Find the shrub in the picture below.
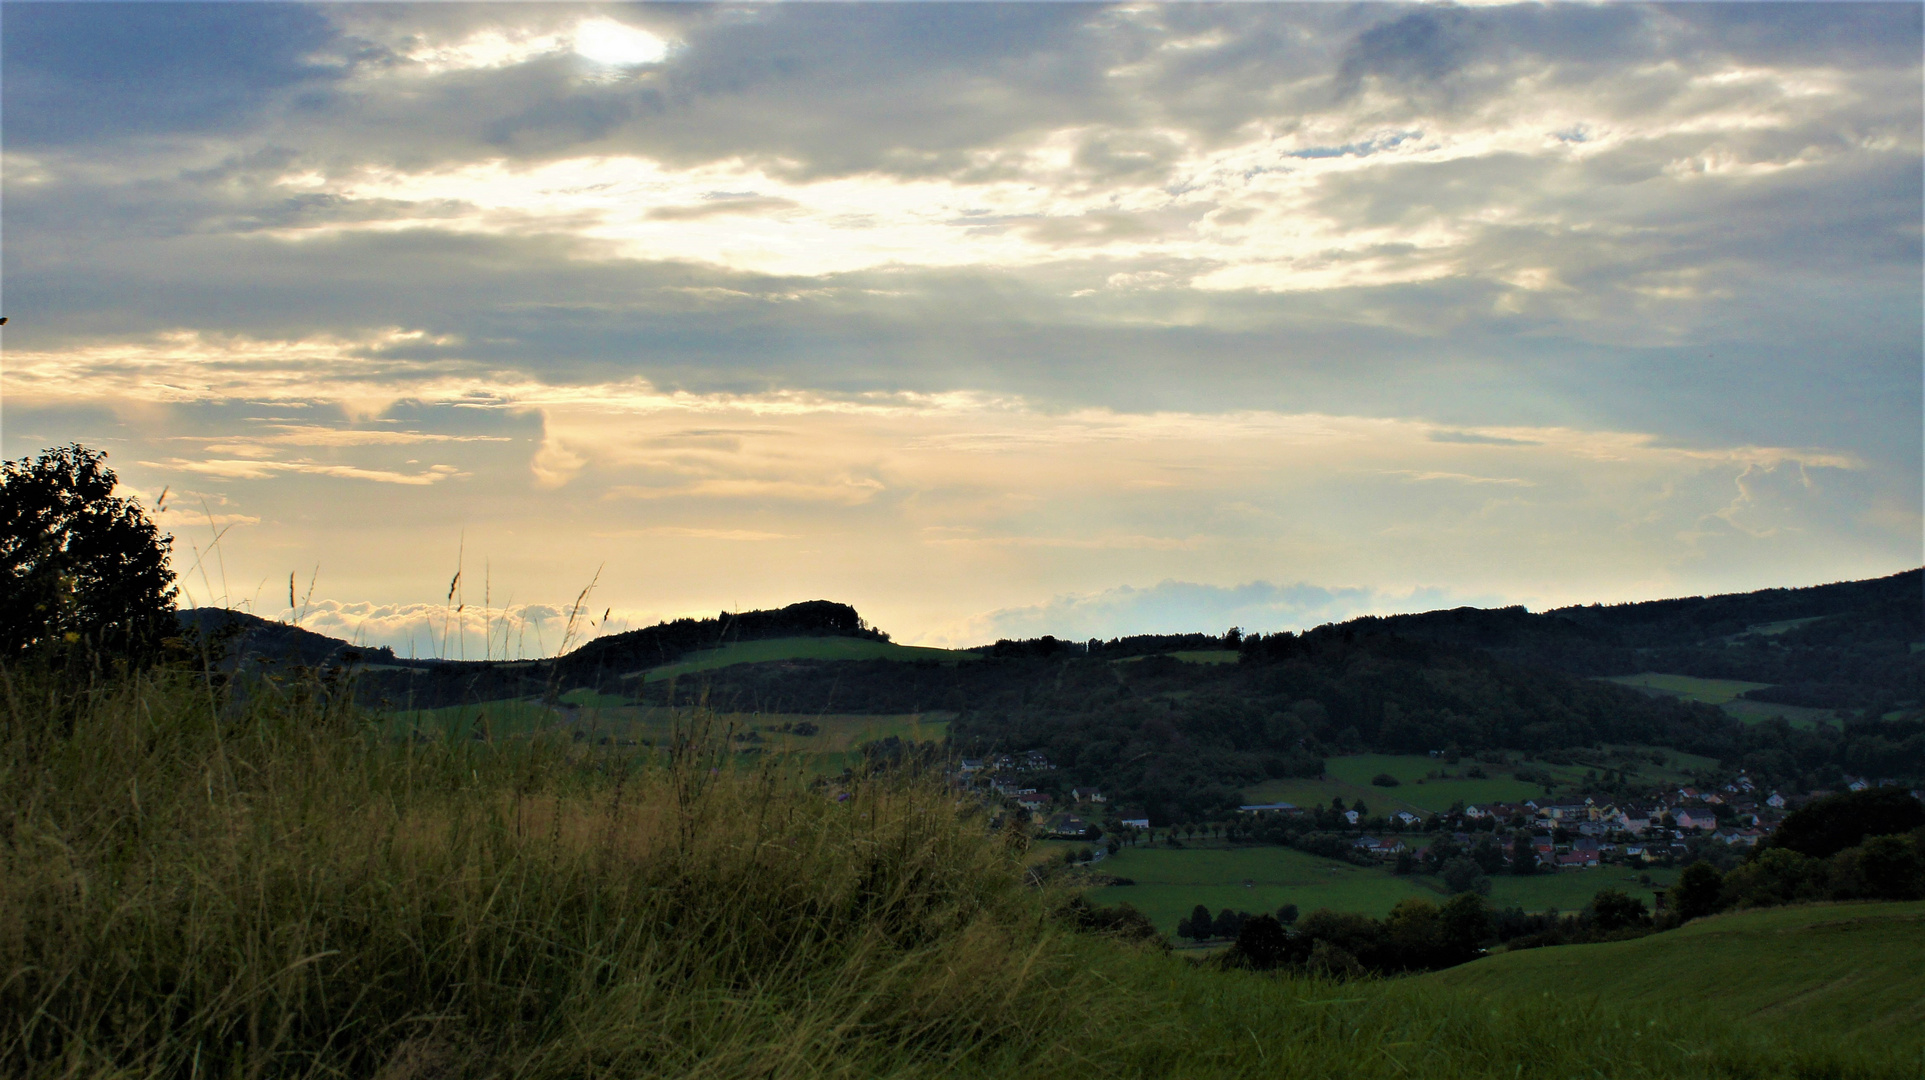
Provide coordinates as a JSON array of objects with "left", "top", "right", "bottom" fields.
[{"left": 1371, "top": 773, "right": 1400, "bottom": 787}]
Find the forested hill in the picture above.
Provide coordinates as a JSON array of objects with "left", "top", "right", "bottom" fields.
[
  {"left": 552, "top": 600, "right": 883, "bottom": 680},
  {"left": 185, "top": 601, "right": 882, "bottom": 708},
  {"left": 666, "top": 630, "right": 1751, "bottom": 820},
  {"left": 1340, "top": 568, "right": 1922, "bottom": 711}
]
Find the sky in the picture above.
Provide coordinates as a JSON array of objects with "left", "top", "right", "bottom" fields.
[{"left": 2, "top": 2, "right": 1919, "bottom": 654}]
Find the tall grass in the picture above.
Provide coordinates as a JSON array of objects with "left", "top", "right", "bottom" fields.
[
  {"left": 1, "top": 664, "right": 1909, "bottom": 1079},
  {"left": 0, "top": 665, "right": 1105, "bottom": 1078}
]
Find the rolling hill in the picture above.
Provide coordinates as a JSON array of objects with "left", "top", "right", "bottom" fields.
[{"left": 1424, "top": 901, "right": 1925, "bottom": 1057}]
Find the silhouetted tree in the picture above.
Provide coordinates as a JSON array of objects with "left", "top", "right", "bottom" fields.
[
  {"left": 0, "top": 445, "right": 176, "bottom": 661},
  {"left": 1184, "top": 904, "right": 1213, "bottom": 942}
]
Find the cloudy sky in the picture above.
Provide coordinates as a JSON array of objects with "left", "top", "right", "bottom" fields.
[{"left": 3, "top": 2, "right": 1918, "bottom": 653}]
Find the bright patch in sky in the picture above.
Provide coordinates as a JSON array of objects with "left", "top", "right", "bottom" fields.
[{"left": 571, "top": 18, "right": 668, "bottom": 67}]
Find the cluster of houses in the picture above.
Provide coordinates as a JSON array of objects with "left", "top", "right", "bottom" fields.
[
  {"left": 957, "top": 752, "right": 1114, "bottom": 837},
  {"left": 1244, "top": 773, "right": 1924, "bottom": 870},
  {"left": 958, "top": 750, "right": 1921, "bottom": 867}
]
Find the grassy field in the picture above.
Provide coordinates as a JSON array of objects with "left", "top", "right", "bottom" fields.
[
  {"left": 632, "top": 635, "right": 974, "bottom": 682},
  {"left": 1429, "top": 902, "right": 1925, "bottom": 1060},
  {"left": 379, "top": 695, "right": 951, "bottom": 776},
  {"left": 1484, "top": 865, "right": 1674, "bottom": 912},
  {"left": 1166, "top": 649, "right": 1240, "bottom": 664},
  {"left": 1601, "top": 672, "right": 1770, "bottom": 704},
  {"left": 1720, "top": 698, "right": 1839, "bottom": 729},
  {"left": 378, "top": 697, "right": 562, "bottom": 740},
  {"left": 1114, "top": 649, "right": 1241, "bottom": 665},
  {"left": 1601, "top": 671, "right": 1836, "bottom": 729},
  {"left": 1089, "top": 845, "right": 1676, "bottom": 931},
  {"left": 1090, "top": 845, "right": 1437, "bottom": 930},
  {"left": 1244, "top": 753, "right": 1568, "bottom": 816}
]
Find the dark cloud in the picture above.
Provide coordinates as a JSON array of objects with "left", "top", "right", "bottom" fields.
[{"left": 1, "top": 2, "right": 347, "bottom": 145}]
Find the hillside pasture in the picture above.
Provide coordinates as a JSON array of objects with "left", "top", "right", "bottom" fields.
[
  {"left": 1166, "top": 649, "right": 1241, "bottom": 664},
  {"left": 1245, "top": 753, "right": 1561, "bottom": 816},
  {"left": 628, "top": 636, "right": 975, "bottom": 683},
  {"left": 379, "top": 698, "right": 561, "bottom": 741},
  {"left": 1427, "top": 902, "right": 1925, "bottom": 1060},
  {"left": 1720, "top": 698, "right": 1837, "bottom": 730},
  {"left": 1087, "top": 845, "right": 1437, "bottom": 931},
  {"left": 1600, "top": 672, "right": 1835, "bottom": 730},
  {"left": 1601, "top": 672, "right": 1769, "bottom": 704},
  {"left": 566, "top": 707, "right": 952, "bottom": 773}
]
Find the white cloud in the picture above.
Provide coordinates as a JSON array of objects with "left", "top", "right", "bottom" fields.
[{"left": 935, "top": 580, "right": 1498, "bottom": 647}]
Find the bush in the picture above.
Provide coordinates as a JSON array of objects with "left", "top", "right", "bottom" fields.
[{"left": 1371, "top": 773, "right": 1400, "bottom": 787}]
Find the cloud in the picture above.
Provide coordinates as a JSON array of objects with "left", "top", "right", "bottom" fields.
[
  {"left": 266, "top": 597, "right": 647, "bottom": 659},
  {"left": 941, "top": 579, "right": 1500, "bottom": 646},
  {"left": 2, "top": 3, "right": 1917, "bottom": 643},
  {"left": 145, "top": 457, "right": 460, "bottom": 486}
]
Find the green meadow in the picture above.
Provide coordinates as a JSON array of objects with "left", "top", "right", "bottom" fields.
[
  {"left": 1601, "top": 671, "right": 1837, "bottom": 729},
  {"left": 1090, "top": 846, "right": 1435, "bottom": 929},
  {"left": 1603, "top": 672, "right": 1772, "bottom": 704},
  {"left": 1089, "top": 844, "right": 1678, "bottom": 932},
  {"left": 632, "top": 635, "right": 975, "bottom": 682},
  {"left": 1430, "top": 902, "right": 1925, "bottom": 1059},
  {"left": 1244, "top": 754, "right": 1560, "bottom": 816},
  {"left": 1166, "top": 649, "right": 1241, "bottom": 664},
  {"left": 1482, "top": 865, "right": 1675, "bottom": 912}
]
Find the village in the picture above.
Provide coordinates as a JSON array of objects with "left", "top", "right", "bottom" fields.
[{"left": 953, "top": 750, "right": 1923, "bottom": 876}]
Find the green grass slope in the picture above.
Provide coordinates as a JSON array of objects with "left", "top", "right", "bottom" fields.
[
  {"left": 1426, "top": 902, "right": 1925, "bottom": 1056},
  {"left": 1602, "top": 671, "right": 1838, "bottom": 729},
  {"left": 633, "top": 635, "right": 975, "bottom": 682}
]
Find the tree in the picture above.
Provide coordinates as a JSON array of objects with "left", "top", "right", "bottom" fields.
[
  {"left": 1510, "top": 831, "right": 1538, "bottom": 875},
  {"left": 1, "top": 445, "right": 177, "bottom": 660},
  {"left": 1437, "top": 892, "right": 1492, "bottom": 957},
  {"left": 1229, "top": 914, "right": 1292, "bottom": 970},
  {"left": 1830, "top": 835, "right": 1925, "bottom": 901},
  {"left": 1185, "top": 904, "right": 1213, "bottom": 942},
  {"left": 1211, "top": 908, "right": 1246, "bottom": 940},
  {"left": 1769, "top": 790, "right": 1925, "bottom": 860},
  {"left": 1587, "top": 889, "right": 1649, "bottom": 933},
  {"left": 1274, "top": 903, "right": 1299, "bottom": 925},
  {"left": 1669, "top": 861, "right": 1726, "bottom": 922},
  {"left": 1441, "top": 856, "right": 1491, "bottom": 896}
]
